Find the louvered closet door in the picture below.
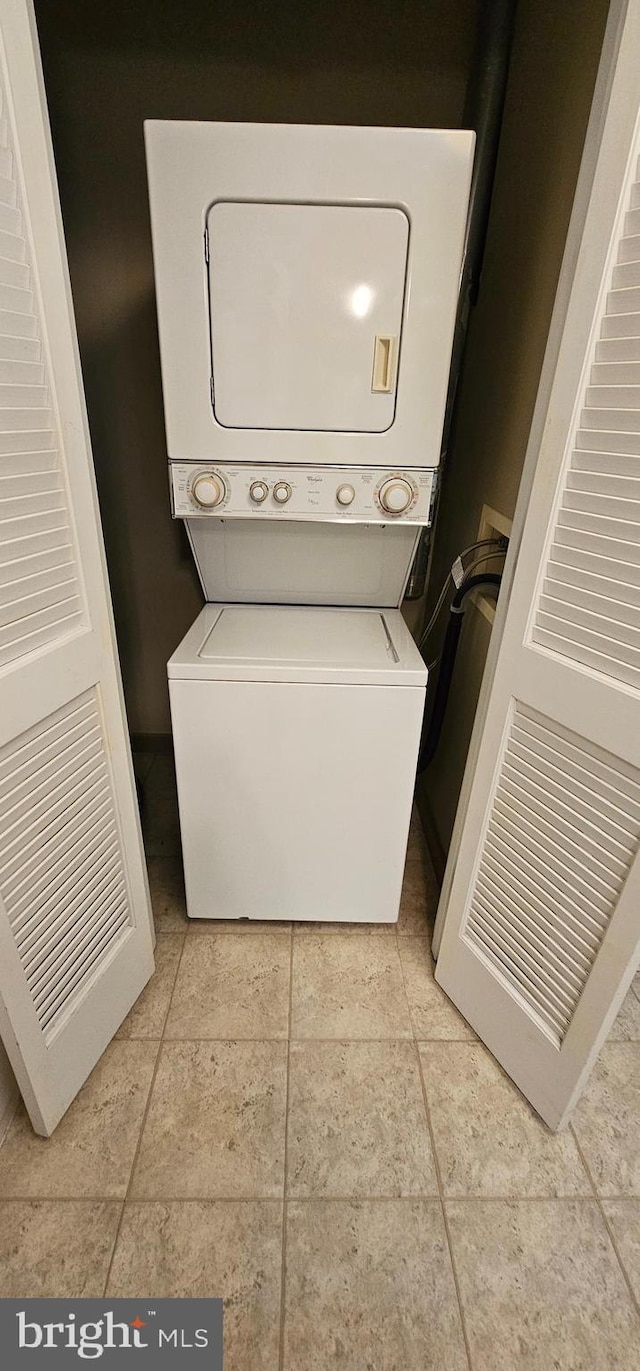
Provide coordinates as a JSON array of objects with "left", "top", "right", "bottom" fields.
[
  {"left": 0, "top": 0, "right": 154, "bottom": 1136},
  {"left": 435, "top": 1, "right": 640, "bottom": 1130}
]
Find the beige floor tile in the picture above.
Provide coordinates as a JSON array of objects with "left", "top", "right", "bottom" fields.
[
  {"left": 609, "top": 987, "right": 640, "bottom": 1041},
  {"left": 0, "top": 1200, "right": 121, "bottom": 1295},
  {"left": 572, "top": 1042, "right": 640, "bottom": 1196},
  {"left": 291, "top": 935, "right": 412, "bottom": 1039},
  {"left": 165, "top": 933, "right": 290, "bottom": 1039},
  {"left": 131, "top": 1041, "right": 287, "bottom": 1199},
  {"left": 287, "top": 1041, "right": 437, "bottom": 1198},
  {"left": 108, "top": 1200, "right": 282, "bottom": 1371},
  {"left": 603, "top": 1201, "right": 640, "bottom": 1304},
  {"left": 396, "top": 858, "right": 439, "bottom": 935},
  {"left": 398, "top": 937, "right": 476, "bottom": 1039},
  {"left": 117, "top": 934, "right": 184, "bottom": 1039},
  {"left": 147, "top": 856, "right": 188, "bottom": 931},
  {"left": 0, "top": 1041, "right": 158, "bottom": 1199},
  {"left": 419, "top": 1042, "right": 590, "bottom": 1197},
  {"left": 283, "top": 1198, "right": 467, "bottom": 1370},
  {"left": 447, "top": 1199, "right": 640, "bottom": 1371}
]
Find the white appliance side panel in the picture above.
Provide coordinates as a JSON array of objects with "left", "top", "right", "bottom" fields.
[
  {"left": 208, "top": 202, "right": 408, "bottom": 433},
  {"left": 170, "top": 678, "right": 425, "bottom": 922},
  {"left": 187, "top": 519, "right": 420, "bottom": 607}
]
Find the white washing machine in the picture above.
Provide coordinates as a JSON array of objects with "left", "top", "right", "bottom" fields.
[
  {"left": 169, "top": 604, "right": 426, "bottom": 923},
  {"left": 145, "top": 120, "right": 474, "bottom": 922}
]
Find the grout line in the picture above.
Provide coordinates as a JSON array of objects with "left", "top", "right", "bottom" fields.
[
  {"left": 411, "top": 1027, "right": 474, "bottom": 1371},
  {"left": 4, "top": 1190, "right": 638, "bottom": 1206},
  {"left": 100, "top": 1039, "right": 164, "bottom": 1297},
  {"left": 395, "top": 921, "right": 473, "bottom": 1367},
  {"left": 569, "top": 1122, "right": 640, "bottom": 1317},
  {"left": 118, "top": 1035, "right": 478, "bottom": 1046},
  {"left": 397, "top": 919, "right": 421, "bottom": 1041},
  {"left": 99, "top": 1200, "right": 125, "bottom": 1291},
  {"left": 116, "top": 932, "right": 187, "bottom": 1043},
  {"left": 102, "top": 933, "right": 191, "bottom": 1296},
  {"left": 157, "top": 930, "right": 188, "bottom": 1037},
  {"left": 159, "top": 930, "right": 190, "bottom": 1044},
  {"left": 278, "top": 935, "right": 295, "bottom": 1371},
  {"left": 155, "top": 1034, "right": 441, "bottom": 1045}
]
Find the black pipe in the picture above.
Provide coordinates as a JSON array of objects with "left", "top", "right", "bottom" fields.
[
  {"left": 406, "top": 0, "right": 518, "bottom": 603},
  {"left": 444, "top": 0, "right": 519, "bottom": 439},
  {"left": 417, "top": 574, "right": 502, "bottom": 771}
]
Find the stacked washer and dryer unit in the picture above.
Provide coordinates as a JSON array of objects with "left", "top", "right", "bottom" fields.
[{"left": 145, "top": 121, "right": 474, "bottom": 925}]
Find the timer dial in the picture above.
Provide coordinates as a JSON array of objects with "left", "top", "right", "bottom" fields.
[
  {"left": 378, "top": 477, "right": 413, "bottom": 515},
  {"left": 191, "top": 472, "right": 226, "bottom": 508}
]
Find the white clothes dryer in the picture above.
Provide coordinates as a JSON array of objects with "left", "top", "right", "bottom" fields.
[{"left": 169, "top": 604, "right": 426, "bottom": 923}]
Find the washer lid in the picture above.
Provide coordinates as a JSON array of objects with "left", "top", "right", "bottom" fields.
[{"left": 168, "top": 604, "right": 427, "bottom": 685}]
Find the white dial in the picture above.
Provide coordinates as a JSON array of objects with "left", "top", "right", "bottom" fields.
[
  {"left": 249, "top": 481, "right": 269, "bottom": 504},
  {"left": 336, "top": 483, "right": 355, "bottom": 507},
  {"left": 192, "top": 472, "right": 226, "bottom": 508},
  {"left": 378, "top": 477, "right": 413, "bottom": 514},
  {"left": 273, "top": 481, "right": 292, "bottom": 504}
]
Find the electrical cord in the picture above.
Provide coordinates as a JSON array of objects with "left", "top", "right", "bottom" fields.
[{"left": 417, "top": 572, "right": 502, "bottom": 772}]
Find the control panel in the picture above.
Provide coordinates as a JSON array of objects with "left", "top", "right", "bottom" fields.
[{"left": 171, "top": 464, "right": 435, "bottom": 524}]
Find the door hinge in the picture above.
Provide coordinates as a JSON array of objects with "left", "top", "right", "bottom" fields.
[
  {"left": 210, "top": 376, "right": 215, "bottom": 407},
  {"left": 204, "top": 226, "right": 210, "bottom": 263}
]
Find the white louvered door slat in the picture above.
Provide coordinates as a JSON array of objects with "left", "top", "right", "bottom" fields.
[
  {"left": 435, "top": 2, "right": 640, "bottom": 1129},
  {"left": 0, "top": 1, "right": 154, "bottom": 1137}
]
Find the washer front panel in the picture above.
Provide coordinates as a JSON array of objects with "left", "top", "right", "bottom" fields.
[{"left": 170, "top": 463, "right": 435, "bottom": 524}]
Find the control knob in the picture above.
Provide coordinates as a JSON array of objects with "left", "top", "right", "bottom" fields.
[
  {"left": 378, "top": 477, "right": 413, "bottom": 515},
  {"left": 191, "top": 472, "right": 226, "bottom": 508},
  {"left": 336, "top": 484, "right": 356, "bottom": 507},
  {"left": 249, "top": 480, "right": 269, "bottom": 504},
  {"left": 273, "top": 481, "right": 292, "bottom": 504}
]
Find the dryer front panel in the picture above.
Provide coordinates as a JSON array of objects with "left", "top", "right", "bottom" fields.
[
  {"left": 208, "top": 202, "right": 409, "bottom": 434},
  {"left": 145, "top": 121, "right": 474, "bottom": 470}
]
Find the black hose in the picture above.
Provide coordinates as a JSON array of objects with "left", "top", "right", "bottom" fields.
[{"left": 417, "top": 574, "right": 502, "bottom": 771}]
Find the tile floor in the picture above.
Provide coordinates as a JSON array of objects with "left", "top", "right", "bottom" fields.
[{"left": 0, "top": 750, "right": 639, "bottom": 1369}]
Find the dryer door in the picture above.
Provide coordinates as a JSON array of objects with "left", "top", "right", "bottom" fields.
[{"left": 207, "top": 201, "right": 409, "bottom": 433}]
